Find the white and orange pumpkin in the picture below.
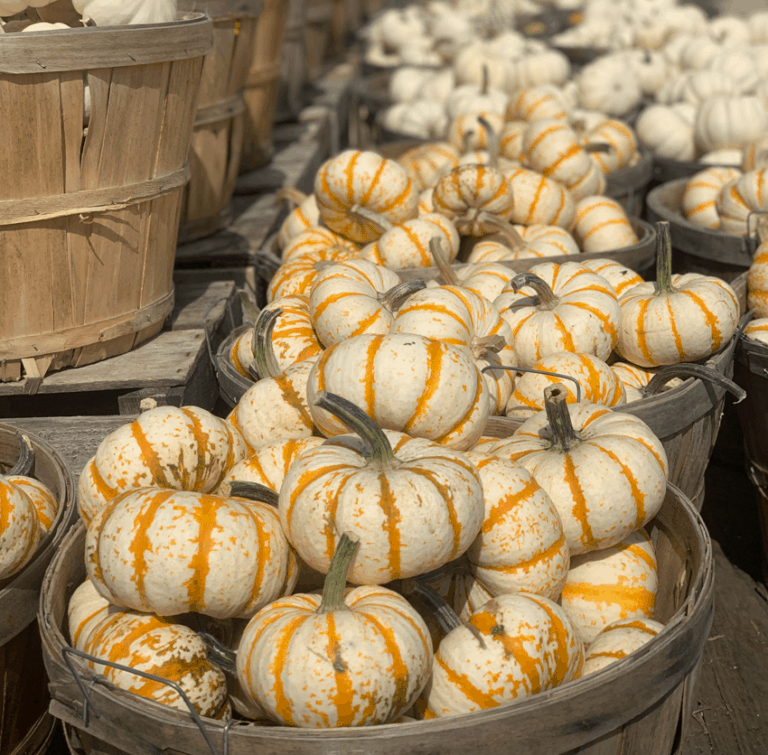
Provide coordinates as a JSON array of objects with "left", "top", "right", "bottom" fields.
[
  {"left": 572, "top": 197, "right": 639, "bottom": 254},
  {"left": 582, "top": 618, "right": 665, "bottom": 676}
]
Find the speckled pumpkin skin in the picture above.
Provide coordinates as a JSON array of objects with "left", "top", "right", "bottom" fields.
[{"left": 0, "top": 476, "right": 42, "bottom": 579}]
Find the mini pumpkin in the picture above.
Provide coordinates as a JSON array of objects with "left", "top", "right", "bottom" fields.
[
  {"left": 581, "top": 120, "right": 639, "bottom": 174},
  {"left": 748, "top": 232, "right": 768, "bottom": 317},
  {"left": 277, "top": 190, "right": 321, "bottom": 248},
  {"left": 682, "top": 167, "right": 742, "bottom": 230},
  {"left": 582, "top": 618, "right": 665, "bottom": 676},
  {"left": 468, "top": 224, "right": 580, "bottom": 262},
  {"left": 0, "top": 471, "right": 41, "bottom": 579},
  {"left": 503, "top": 166, "right": 576, "bottom": 228},
  {"left": 281, "top": 227, "right": 359, "bottom": 263},
  {"left": 581, "top": 258, "right": 643, "bottom": 298},
  {"left": 396, "top": 142, "right": 461, "bottom": 191},
  {"left": 572, "top": 196, "right": 639, "bottom": 254},
  {"left": 448, "top": 112, "right": 505, "bottom": 153},
  {"left": 267, "top": 246, "right": 360, "bottom": 303},
  {"left": 507, "top": 84, "right": 571, "bottom": 122}
]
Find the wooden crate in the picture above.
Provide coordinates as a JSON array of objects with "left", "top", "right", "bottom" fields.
[
  {"left": 0, "top": 278, "right": 241, "bottom": 418},
  {"left": 0, "top": 15, "right": 212, "bottom": 384}
]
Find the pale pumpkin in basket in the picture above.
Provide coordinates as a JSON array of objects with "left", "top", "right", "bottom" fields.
[
  {"left": 72, "top": 0, "right": 176, "bottom": 26},
  {"left": 581, "top": 258, "right": 643, "bottom": 298},
  {"left": 395, "top": 142, "right": 460, "bottom": 192},
  {"left": 748, "top": 235, "right": 768, "bottom": 317},
  {"left": 507, "top": 84, "right": 571, "bottom": 122},
  {"left": 743, "top": 318, "right": 768, "bottom": 345},
  {"left": 503, "top": 166, "right": 576, "bottom": 228},
  {"left": 279, "top": 393, "right": 484, "bottom": 583},
  {"left": 277, "top": 191, "right": 321, "bottom": 248},
  {"left": 267, "top": 245, "right": 359, "bottom": 302},
  {"left": 572, "top": 196, "right": 638, "bottom": 254},
  {"left": 281, "top": 226, "right": 358, "bottom": 263},
  {"left": 582, "top": 618, "right": 666, "bottom": 676},
  {"left": 467, "top": 225, "right": 580, "bottom": 262},
  {"left": 0, "top": 475, "right": 41, "bottom": 580},
  {"left": 681, "top": 167, "right": 742, "bottom": 230}
]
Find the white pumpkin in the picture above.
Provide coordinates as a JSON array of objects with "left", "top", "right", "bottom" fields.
[
  {"left": 577, "top": 56, "right": 643, "bottom": 118},
  {"left": 71, "top": 0, "right": 176, "bottom": 25},
  {"left": 582, "top": 618, "right": 665, "bottom": 676},
  {"left": 380, "top": 102, "right": 449, "bottom": 140},
  {"left": 695, "top": 96, "right": 768, "bottom": 154},
  {"left": 635, "top": 103, "right": 696, "bottom": 161}
]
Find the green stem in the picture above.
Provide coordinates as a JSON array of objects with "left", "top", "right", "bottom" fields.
[
  {"left": 544, "top": 384, "right": 580, "bottom": 452},
  {"left": 379, "top": 280, "right": 427, "bottom": 312},
  {"left": 510, "top": 273, "right": 560, "bottom": 309},
  {"left": 9, "top": 432, "right": 34, "bottom": 476},
  {"left": 318, "top": 532, "right": 360, "bottom": 613},
  {"left": 654, "top": 221, "right": 676, "bottom": 295},
  {"left": 643, "top": 363, "right": 746, "bottom": 402},
  {"left": 252, "top": 307, "right": 283, "bottom": 379},
  {"left": 226, "top": 481, "right": 280, "bottom": 507},
  {"left": 429, "top": 237, "right": 461, "bottom": 286},
  {"left": 313, "top": 391, "right": 399, "bottom": 470}
]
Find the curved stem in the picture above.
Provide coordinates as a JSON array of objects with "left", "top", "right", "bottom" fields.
[
  {"left": 322, "top": 435, "right": 371, "bottom": 455},
  {"left": 429, "top": 237, "right": 461, "bottom": 286},
  {"left": 9, "top": 432, "right": 34, "bottom": 476},
  {"left": 226, "top": 481, "right": 280, "bottom": 507},
  {"left": 654, "top": 221, "right": 676, "bottom": 295},
  {"left": 510, "top": 273, "right": 560, "bottom": 309},
  {"left": 477, "top": 115, "right": 499, "bottom": 169},
  {"left": 252, "top": 307, "right": 283, "bottom": 379},
  {"left": 277, "top": 187, "right": 308, "bottom": 208},
  {"left": 313, "top": 391, "right": 399, "bottom": 470},
  {"left": 318, "top": 532, "right": 360, "bottom": 613},
  {"left": 544, "top": 384, "right": 580, "bottom": 452},
  {"left": 478, "top": 213, "right": 525, "bottom": 250},
  {"left": 463, "top": 129, "right": 477, "bottom": 154},
  {"left": 643, "top": 363, "right": 746, "bottom": 403},
  {"left": 378, "top": 280, "right": 427, "bottom": 312},
  {"left": 349, "top": 204, "right": 394, "bottom": 235},
  {"left": 481, "top": 365, "right": 582, "bottom": 403}
]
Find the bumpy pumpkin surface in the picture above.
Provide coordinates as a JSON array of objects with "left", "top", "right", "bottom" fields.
[
  {"left": 86, "top": 487, "right": 297, "bottom": 619},
  {"left": 277, "top": 193, "right": 321, "bottom": 248},
  {"left": 5, "top": 475, "right": 58, "bottom": 534},
  {"left": 582, "top": 617, "right": 665, "bottom": 676},
  {"left": 681, "top": 167, "right": 741, "bottom": 230},
  {"left": 281, "top": 227, "right": 359, "bottom": 264},
  {"left": 68, "top": 578, "right": 113, "bottom": 652},
  {"left": 572, "top": 196, "right": 638, "bottom": 254},
  {"left": 503, "top": 167, "right": 576, "bottom": 228},
  {"left": 77, "top": 406, "right": 248, "bottom": 526},
  {"left": 267, "top": 247, "right": 360, "bottom": 303},
  {"left": 582, "top": 258, "right": 643, "bottom": 298},
  {"left": 396, "top": 142, "right": 460, "bottom": 191}
]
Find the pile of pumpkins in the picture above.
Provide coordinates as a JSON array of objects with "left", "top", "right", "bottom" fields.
[
  {"left": 0, "top": 0, "right": 177, "bottom": 28},
  {"left": 63, "top": 140, "right": 743, "bottom": 728},
  {"left": 746, "top": 222, "right": 768, "bottom": 344}
]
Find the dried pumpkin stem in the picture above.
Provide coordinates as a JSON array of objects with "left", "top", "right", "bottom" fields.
[
  {"left": 544, "top": 384, "right": 579, "bottom": 452},
  {"left": 478, "top": 213, "right": 525, "bottom": 250},
  {"left": 471, "top": 334, "right": 507, "bottom": 359},
  {"left": 349, "top": 204, "right": 394, "bottom": 234},
  {"left": 314, "top": 391, "right": 400, "bottom": 470},
  {"left": 277, "top": 187, "right": 308, "bottom": 208},
  {"left": 584, "top": 142, "right": 612, "bottom": 154},
  {"left": 9, "top": 432, "right": 34, "bottom": 476},
  {"left": 318, "top": 532, "right": 361, "bottom": 613},
  {"left": 379, "top": 280, "right": 427, "bottom": 311},
  {"left": 481, "top": 365, "right": 583, "bottom": 403},
  {"left": 481, "top": 64, "right": 489, "bottom": 96},
  {"left": 429, "top": 237, "right": 461, "bottom": 286},
  {"left": 226, "top": 481, "right": 280, "bottom": 507},
  {"left": 643, "top": 363, "right": 746, "bottom": 403},
  {"left": 477, "top": 115, "right": 500, "bottom": 168},
  {"left": 654, "top": 221, "right": 677, "bottom": 295},
  {"left": 196, "top": 632, "right": 238, "bottom": 675},
  {"left": 510, "top": 273, "right": 559, "bottom": 309},
  {"left": 252, "top": 307, "right": 283, "bottom": 379}
]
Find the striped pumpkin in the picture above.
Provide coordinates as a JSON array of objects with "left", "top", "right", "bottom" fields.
[
  {"left": 495, "top": 262, "right": 621, "bottom": 368},
  {"left": 491, "top": 385, "right": 668, "bottom": 555},
  {"left": 507, "top": 85, "right": 571, "bottom": 122},
  {"left": 278, "top": 192, "right": 320, "bottom": 248},
  {"left": 86, "top": 486, "right": 298, "bottom": 619},
  {"left": 314, "top": 150, "right": 419, "bottom": 243},
  {"left": 280, "top": 393, "right": 484, "bottom": 583},
  {"left": 230, "top": 295, "right": 322, "bottom": 379},
  {"left": 82, "top": 610, "right": 229, "bottom": 717},
  {"left": 419, "top": 188, "right": 435, "bottom": 214},
  {"left": 360, "top": 213, "right": 460, "bottom": 270},
  {"left": 68, "top": 578, "right": 113, "bottom": 652},
  {"left": 716, "top": 168, "right": 768, "bottom": 235},
  {"left": 610, "top": 363, "right": 684, "bottom": 403},
  {"left": 617, "top": 223, "right": 740, "bottom": 367},
  {"left": 454, "top": 262, "right": 517, "bottom": 302},
  {"left": 393, "top": 287, "right": 516, "bottom": 414},
  {"left": 682, "top": 167, "right": 742, "bottom": 230},
  {"left": 419, "top": 592, "right": 583, "bottom": 719},
  {"left": 572, "top": 196, "right": 639, "bottom": 254},
  {"left": 505, "top": 352, "right": 626, "bottom": 419},
  {"left": 448, "top": 112, "right": 505, "bottom": 152},
  {"left": 467, "top": 224, "right": 579, "bottom": 262},
  {"left": 523, "top": 119, "right": 606, "bottom": 201},
  {"left": 464, "top": 453, "right": 570, "bottom": 600},
  {"left": 267, "top": 247, "right": 360, "bottom": 303},
  {"left": 499, "top": 121, "right": 528, "bottom": 162},
  {"left": 307, "top": 334, "right": 491, "bottom": 450},
  {"left": 4, "top": 475, "right": 58, "bottom": 534},
  {"left": 309, "top": 259, "right": 405, "bottom": 347},
  {"left": 743, "top": 317, "right": 768, "bottom": 345},
  {"left": 741, "top": 138, "right": 768, "bottom": 172},
  {"left": 0, "top": 475, "right": 42, "bottom": 579},
  {"left": 582, "top": 258, "right": 643, "bottom": 298},
  {"left": 282, "top": 227, "right": 359, "bottom": 263},
  {"left": 396, "top": 142, "right": 461, "bottom": 192},
  {"left": 581, "top": 120, "right": 638, "bottom": 174},
  {"left": 78, "top": 406, "right": 248, "bottom": 526},
  {"left": 582, "top": 618, "right": 665, "bottom": 676},
  {"left": 559, "top": 529, "right": 658, "bottom": 644},
  {"left": 216, "top": 437, "right": 326, "bottom": 497},
  {"left": 432, "top": 164, "right": 515, "bottom": 236},
  {"left": 419, "top": 562, "right": 494, "bottom": 623},
  {"left": 748, "top": 239, "right": 768, "bottom": 317},
  {"left": 236, "top": 535, "right": 433, "bottom": 727},
  {"left": 503, "top": 167, "right": 576, "bottom": 228}
]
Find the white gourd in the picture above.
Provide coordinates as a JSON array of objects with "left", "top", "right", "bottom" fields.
[{"left": 72, "top": 0, "right": 176, "bottom": 25}]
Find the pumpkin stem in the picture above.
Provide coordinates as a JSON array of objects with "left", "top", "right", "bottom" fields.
[
  {"left": 755, "top": 213, "right": 768, "bottom": 245},
  {"left": 226, "top": 481, "right": 280, "bottom": 507},
  {"left": 478, "top": 213, "right": 525, "bottom": 250},
  {"left": 313, "top": 391, "right": 400, "bottom": 470},
  {"left": 471, "top": 334, "right": 507, "bottom": 359},
  {"left": 477, "top": 116, "right": 500, "bottom": 169},
  {"left": 139, "top": 398, "right": 158, "bottom": 413},
  {"left": 197, "top": 632, "right": 238, "bottom": 675},
  {"left": 584, "top": 142, "right": 612, "bottom": 154},
  {"left": 9, "top": 432, "right": 34, "bottom": 476},
  {"left": 252, "top": 307, "right": 283, "bottom": 379},
  {"left": 317, "top": 532, "right": 360, "bottom": 613},
  {"left": 643, "top": 363, "right": 746, "bottom": 403},
  {"left": 544, "top": 383, "right": 580, "bottom": 452},
  {"left": 462, "top": 129, "right": 477, "bottom": 154},
  {"left": 654, "top": 221, "right": 677, "bottom": 295},
  {"left": 277, "top": 187, "right": 308, "bottom": 208},
  {"left": 430, "top": 237, "right": 462, "bottom": 286},
  {"left": 378, "top": 280, "right": 427, "bottom": 312},
  {"left": 481, "top": 365, "right": 583, "bottom": 403},
  {"left": 509, "top": 273, "right": 560, "bottom": 309},
  {"left": 349, "top": 204, "right": 394, "bottom": 235}
]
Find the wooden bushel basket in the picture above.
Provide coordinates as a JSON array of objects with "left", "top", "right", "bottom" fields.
[
  {"left": 1, "top": 425, "right": 75, "bottom": 755},
  {"left": 240, "top": 0, "right": 289, "bottom": 171},
  {"left": 0, "top": 16, "right": 212, "bottom": 384},
  {"left": 178, "top": 0, "right": 263, "bottom": 242},
  {"left": 40, "top": 483, "right": 713, "bottom": 755}
]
